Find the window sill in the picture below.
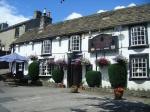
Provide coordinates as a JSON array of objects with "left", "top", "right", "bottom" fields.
[
  {"left": 71, "top": 50, "right": 81, "bottom": 52},
  {"left": 129, "top": 77, "right": 150, "bottom": 81},
  {"left": 41, "top": 53, "right": 52, "bottom": 56},
  {"left": 39, "top": 75, "right": 52, "bottom": 78},
  {"left": 128, "top": 45, "right": 149, "bottom": 50}
]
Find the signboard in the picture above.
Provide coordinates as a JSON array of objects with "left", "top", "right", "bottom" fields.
[{"left": 88, "top": 34, "right": 118, "bottom": 52}]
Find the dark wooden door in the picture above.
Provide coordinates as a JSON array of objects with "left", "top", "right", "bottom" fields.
[
  {"left": 67, "top": 64, "right": 82, "bottom": 87},
  {"left": 16, "top": 62, "right": 24, "bottom": 79}
]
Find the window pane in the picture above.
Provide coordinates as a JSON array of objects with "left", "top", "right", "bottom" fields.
[
  {"left": 131, "top": 55, "right": 148, "bottom": 78},
  {"left": 70, "top": 35, "right": 80, "bottom": 51},
  {"left": 131, "top": 26, "right": 146, "bottom": 46},
  {"left": 42, "top": 40, "right": 51, "bottom": 54}
]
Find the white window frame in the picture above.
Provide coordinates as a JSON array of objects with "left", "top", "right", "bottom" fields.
[
  {"left": 70, "top": 35, "right": 81, "bottom": 51},
  {"left": 42, "top": 40, "right": 51, "bottom": 55},
  {"left": 130, "top": 54, "right": 149, "bottom": 79},
  {"left": 39, "top": 59, "right": 53, "bottom": 76},
  {"left": 130, "top": 26, "right": 147, "bottom": 46}
]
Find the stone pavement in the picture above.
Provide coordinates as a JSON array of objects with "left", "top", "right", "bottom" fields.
[{"left": 0, "top": 81, "right": 150, "bottom": 112}]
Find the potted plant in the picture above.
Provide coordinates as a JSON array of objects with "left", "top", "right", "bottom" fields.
[
  {"left": 108, "top": 63, "right": 127, "bottom": 100},
  {"left": 70, "top": 85, "right": 78, "bottom": 93},
  {"left": 28, "top": 61, "right": 39, "bottom": 84},
  {"left": 114, "top": 87, "right": 124, "bottom": 99},
  {"left": 51, "top": 69, "right": 64, "bottom": 83},
  {"left": 85, "top": 71, "right": 101, "bottom": 87},
  {"left": 96, "top": 58, "right": 110, "bottom": 68}
]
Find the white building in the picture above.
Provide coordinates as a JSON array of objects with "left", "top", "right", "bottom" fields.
[{"left": 12, "top": 4, "right": 150, "bottom": 90}]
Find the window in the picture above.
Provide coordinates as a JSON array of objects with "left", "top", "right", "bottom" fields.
[
  {"left": 39, "top": 59, "right": 54, "bottom": 76},
  {"left": 18, "top": 63, "right": 23, "bottom": 71},
  {"left": 130, "top": 54, "right": 149, "bottom": 79},
  {"left": 70, "top": 35, "right": 81, "bottom": 51},
  {"left": 15, "top": 27, "right": 19, "bottom": 37},
  {"left": 130, "top": 25, "right": 148, "bottom": 47},
  {"left": 42, "top": 40, "right": 51, "bottom": 55}
]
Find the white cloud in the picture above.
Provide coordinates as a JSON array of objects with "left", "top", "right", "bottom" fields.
[
  {"left": 114, "top": 5, "right": 125, "bottom": 10},
  {"left": 128, "top": 3, "right": 136, "bottom": 7},
  {"left": 97, "top": 10, "right": 107, "bottom": 13},
  {"left": 0, "top": 0, "right": 29, "bottom": 26},
  {"left": 65, "top": 12, "right": 82, "bottom": 20}
]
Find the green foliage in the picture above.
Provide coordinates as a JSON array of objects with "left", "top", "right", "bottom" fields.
[
  {"left": 85, "top": 71, "right": 101, "bottom": 87},
  {"left": 28, "top": 61, "right": 39, "bottom": 81},
  {"left": 108, "top": 63, "right": 127, "bottom": 88},
  {"left": 52, "top": 69, "right": 64, "bottom": 83}
]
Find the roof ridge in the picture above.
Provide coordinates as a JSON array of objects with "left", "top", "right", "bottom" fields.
[{"left": 47, "top": 3, "right": 150, "bottom": 27}]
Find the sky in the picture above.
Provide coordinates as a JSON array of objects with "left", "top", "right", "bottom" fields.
[{"left": 0, "top": 0, "right": 149, "bottom": 26}]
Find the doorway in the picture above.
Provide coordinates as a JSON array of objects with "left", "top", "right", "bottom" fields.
[{"left": 16, "top": 62, "right": 24, "bottom": 79}]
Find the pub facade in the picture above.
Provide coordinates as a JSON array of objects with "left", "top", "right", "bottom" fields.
[{"left": 12, "top": 4, "right": 150, "bottom": 90}]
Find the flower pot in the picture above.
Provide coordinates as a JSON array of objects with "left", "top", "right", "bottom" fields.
[
  {"left": 70, "top": 86, "right": 78, "bottom": 93},
  {"left": 114, "top": 87, "right": 124, "bottom": 100}
]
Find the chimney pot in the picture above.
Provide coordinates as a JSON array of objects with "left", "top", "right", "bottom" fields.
[
  {"left": 47, "top": 12, "right": 51, "bottom": 18},
  {"left": 34, "top": 10, "right": 42, "bottom": 19},
  {"left": 43, "top": 8, "right": 47, "bottom": 16}
]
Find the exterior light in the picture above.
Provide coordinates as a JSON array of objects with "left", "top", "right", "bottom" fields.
[{"left": 56, "top": 36, "right": 61, "bottom": 40}]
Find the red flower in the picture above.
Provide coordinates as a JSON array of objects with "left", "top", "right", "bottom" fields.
[{"left": 96, "top": 58, "right": 110, "bottom": 67}]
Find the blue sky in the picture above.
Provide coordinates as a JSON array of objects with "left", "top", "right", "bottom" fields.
[{"left": 0, "top": 0, "right": 149, "bottom": 25}]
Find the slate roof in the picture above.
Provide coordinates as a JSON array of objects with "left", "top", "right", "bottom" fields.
[{"left": 14, "top": 4, "right": 150, "bottom": 44}]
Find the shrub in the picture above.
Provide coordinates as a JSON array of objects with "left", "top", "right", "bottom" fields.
[
  {"left": 52, "top": 69, "right": 64, "bottom": 83},
  {"left": 108, "top": 63, "right": 127, "bottom": 88},
  {"left": 85, "top": 71, "right": 101, "bottom": 87},
  {"left": 28, "top": 61, "right": 39, "bottom": 81}
]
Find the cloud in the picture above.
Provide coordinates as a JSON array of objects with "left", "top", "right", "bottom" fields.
[
  {"left": 114, "top": 5, "right": 125, "bottom": 10},
  {"left": 114, "top": 3, "right": 136, "bottom": 10},
  {"left": 65, "top": 12, "right": 82, "bottom": 20},
  {"left": 97, "top": 10, "right": 107, "bottom": 13},
  {"left": 128, "top": 3, "right": 136, "bottom": 7},
  {"left": 0, "top": 0, "right": 29, "bottom": 26}
]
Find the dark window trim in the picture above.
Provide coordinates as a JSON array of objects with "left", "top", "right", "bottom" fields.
[
  {"left": 129, "top": 53, "right": 149, "bottom": 81},
  {"left": 128, "top": 23, "right": 149, "bottom": 49}
]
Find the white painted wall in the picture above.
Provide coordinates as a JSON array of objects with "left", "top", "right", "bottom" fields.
[{"left": 13, "top": 23, "right": 150, "bottom": 90}]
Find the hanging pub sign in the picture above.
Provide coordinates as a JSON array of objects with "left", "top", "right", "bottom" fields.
[{"left": 88, "top": 34, "right": 118, "bottom": 52}]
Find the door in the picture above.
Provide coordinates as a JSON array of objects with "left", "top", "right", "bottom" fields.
[
  {"left": 67, "top": 54, "right": 82, "bottom": 87},
  {"left": 16, "top": 62, "right": 24, "bottom": 79}
]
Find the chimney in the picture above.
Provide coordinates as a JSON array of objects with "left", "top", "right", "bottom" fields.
[
  {"left": 0, "top": 23, "right": 8, "bottom": 30},
  {"left": 39, "top": 8, "right": 52, "bottom": 32},
  {"left": 33, "top": 10, "right": 42, "bottom": 19}
]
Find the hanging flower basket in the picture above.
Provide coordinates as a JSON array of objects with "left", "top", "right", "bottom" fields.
[
  {"left": 113, "top": 55, "right": 128, "bottom": 64},
  {"left": 81, "top": 58, "right": 91, "bottom": 65},
  {"left": 55, "top": 59, "right": 68, "bottom": 69},
  {"left": 48, "top": 59, "right": 55, "bottom": 65},
  {"left": 29, "top": 55, "right": 38, "bottom": 60},
  {"left": 74, "top": 59, "right": 81, "bottom": 66},
  {"left": 114, "top": 87, "right": 124, "bottom": 100},
  {"left": 96, "top": 58, "right": 110, "bottom": 68}
]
